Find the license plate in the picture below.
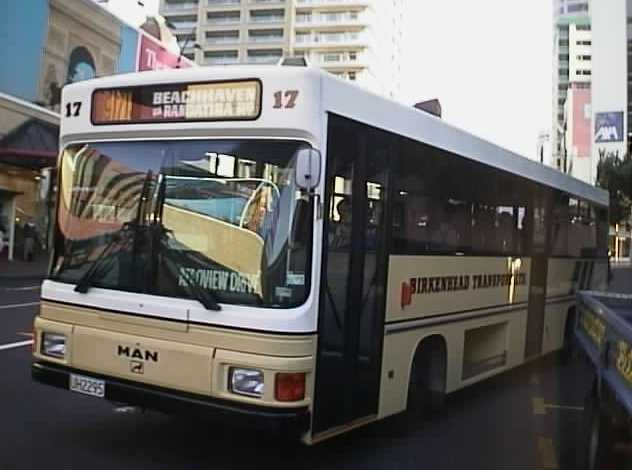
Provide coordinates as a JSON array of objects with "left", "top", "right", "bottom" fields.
[{"left": 69, "top": 374, "right": 105, "bottom": 398}]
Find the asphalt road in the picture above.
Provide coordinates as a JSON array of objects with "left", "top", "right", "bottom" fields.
[{"left": 0, "top": 266, "right": 630, "bottom": 470}]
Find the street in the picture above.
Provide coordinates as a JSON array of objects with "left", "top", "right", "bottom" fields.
[{"left": 0, "top": 265, "right": 630, "bottom": 470}]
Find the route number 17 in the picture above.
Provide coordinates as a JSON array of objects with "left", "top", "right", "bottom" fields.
[
  {"left": 65, "top": 101, "right": 82, "bottom": 117},
  {"left": 273, "top": 90, "right": 299, "bottom": 109}
]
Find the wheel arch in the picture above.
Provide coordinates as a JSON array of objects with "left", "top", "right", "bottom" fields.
[{"left": 408, "top": 333, "right": 449, "bottom": 396}]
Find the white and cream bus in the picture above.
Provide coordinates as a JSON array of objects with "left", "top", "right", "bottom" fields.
[{"left": 32, "top": 64, "right": 609, "bottom": 444}]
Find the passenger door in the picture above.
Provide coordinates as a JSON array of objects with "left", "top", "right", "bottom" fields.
[
  {"left": 312, "top": 115, "right": 389, "bottom": 434},
  {"left": 525, "top": 189, "right": 550, "bottom": 358}
]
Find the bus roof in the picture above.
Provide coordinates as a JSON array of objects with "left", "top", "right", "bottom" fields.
[{"left": 63, "top": 65, "right": 608, "bottom": 207}]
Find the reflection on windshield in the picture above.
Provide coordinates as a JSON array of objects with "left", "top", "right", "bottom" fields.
[{"left": 51, "top": 140, "right": 313, "bottom": 309}]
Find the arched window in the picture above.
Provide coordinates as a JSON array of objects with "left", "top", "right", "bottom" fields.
[{"left": 66, "top": 47, "right": 96, "bottom": 84}]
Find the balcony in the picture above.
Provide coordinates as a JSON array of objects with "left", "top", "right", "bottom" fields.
[
  {"left": 312, "top": 51, "right": 364, "bottom": 67},
  {"left": 205, "top": 31, "right": 240, "bottom": 44},
  {"left": 249, "top": 9, "right": 285, "bottom": 23},
  {"left": 247, "top": 55, "right": 282, "bottom": 63},
  {"left": 294, "top": 12, "right": 365, "bottom": 28},
  {"left": 207, "top": 12, "right": 241, "bottom": 24},
  {"left": 247, "top": 49, "right": 283, "bottom": 63},
  {"left": 204, "top": 51, "right": 239, "bottom": 64},
  {"left": 248, "top": 29, "right": 284, "bottom": 43},
  {"left": 175, "top": 33, "right": 197, "bottom": 44},
  {"left": 206, "top": 57, "right": 240, "bottom": 65},
  {"left": 162, "top": 1, "right": 198, "bottom": 13},
  {"left": 208, "top": 0, "right": 240, "bottom": 5},
  {"left": 167, "top": 19, "right": 198, "bottom": 34},
  {"left": 295, "top": 0, "right": 369, "bottom": 6},
  {"left": 294, "top": 32, "right": 367, "bottom": 47}
]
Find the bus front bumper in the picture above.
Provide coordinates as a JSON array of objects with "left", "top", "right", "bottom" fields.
[{"left": 32, "top": 361, "right": 310, "bottom": 437}]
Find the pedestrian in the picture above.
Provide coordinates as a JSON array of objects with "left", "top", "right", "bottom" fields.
[
  {"left": 23, "top": 222, "right": 36, "bottom": 262},
  {"left": 0, "top": 223, "right": 5, "bottom": 256}
]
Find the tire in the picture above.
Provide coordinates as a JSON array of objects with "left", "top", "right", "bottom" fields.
[
  {"left": 562, "top": 311, "right": 578, "bottom": 363},
  {"left": 584, "top": 386, "right": 615, "bottom": 470},
  {"left": 407, "top": 355, "right": 445, "bottom": 419}
]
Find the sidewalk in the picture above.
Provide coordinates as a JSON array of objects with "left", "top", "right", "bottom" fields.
[{"left": 0, "top": 255, "right": 49, "bottom": 285}]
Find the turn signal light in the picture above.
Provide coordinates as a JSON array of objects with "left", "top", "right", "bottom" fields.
[{"left": 275, "top": 372, "right": 305, "bottom": 402}]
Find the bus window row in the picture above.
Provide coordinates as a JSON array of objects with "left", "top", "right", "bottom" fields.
[{"left": 326, "top": 114, "right": 608, "bottom": 259}]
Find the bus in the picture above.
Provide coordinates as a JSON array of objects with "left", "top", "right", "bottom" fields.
[{"left": 32, "top": 64, "right": 609, "bottom": 444}]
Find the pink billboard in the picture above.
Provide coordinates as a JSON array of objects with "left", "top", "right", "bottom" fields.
[
  {"left": 570, "top": 86, "right": 591, "bottom": 158},
  {"left": 137, "top": 33, "right": 193, "bottom": 72}
]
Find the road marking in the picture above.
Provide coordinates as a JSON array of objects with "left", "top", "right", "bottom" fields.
[
  {"left": 533, "top": 397, "right": 584, "bottom": 415},
  {"left": 0, "top": 340, "right": 34, "bottom": 351},
  {"left": 17, "top": 332, "right": 34, "bottom": 338},
  {"left": 114, "top": 406, "right": 140, "bottom": 414},
  {"left": 533, "top": 397, "right": 546, "bottom": 415},
  {"left": 3, "top": 285, "right": 41, "bottom": 291},
  {"left": 538, "top": 437, "right": 559, "bottom": 469},
  {"left": 545, "top": 404, "right": 584, "bottom": 412},
  {"left": 0, "top": 302, "right": 40, "bottom": 310}
]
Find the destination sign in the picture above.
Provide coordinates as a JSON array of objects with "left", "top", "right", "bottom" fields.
[{"left": 92, "top": 80, "right": 262, "bottom": 124}]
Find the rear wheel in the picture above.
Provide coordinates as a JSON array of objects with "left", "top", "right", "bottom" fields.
[
  {"left": 584, "top": 385, "right": 615, "bottom": 470},
  {"left": 562, "top": 308, "right": 578, "bottom": 362},
  {"left": 407, "top": 339, "right": 446, "bottom": 420}
]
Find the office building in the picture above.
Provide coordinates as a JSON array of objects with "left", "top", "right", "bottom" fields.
[
  {"left": 551, "top": 0, "right": 591, "bottom": 172},
  {"left": 161, "top": 0, "right": 405, "bottom": 99}
]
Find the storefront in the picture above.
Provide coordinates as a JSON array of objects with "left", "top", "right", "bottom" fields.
[
  {"left": 609, "top": 223, "right": 631, "bottom": 260},
  {"left": 0, "top": 0, "right": 189, "bottom": 261},
  {"left": 0, "top": 93, "right": 59, "bottom": 260},
  {"left": 0, "top": 189, "right": 19, "bottom": 260}
]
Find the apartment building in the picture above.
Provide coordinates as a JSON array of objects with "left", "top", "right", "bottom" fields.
[
  {"left": 552, "top": 0, "right": 591, "bottom": 171},
  {"left": 160, "top": 0, "right": 405, "bottom": 99}
]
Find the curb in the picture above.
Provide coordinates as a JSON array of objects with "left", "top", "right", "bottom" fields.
[
  {"left": 0, "top": 275, "right": 45, "bottom": 281},
  {"left": 0, "top": 275, "right": 45, "bottom": 287}
]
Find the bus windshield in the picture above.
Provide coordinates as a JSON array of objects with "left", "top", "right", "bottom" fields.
[{"left": 50, "top": 139, "right": 313, "bottom": 309}]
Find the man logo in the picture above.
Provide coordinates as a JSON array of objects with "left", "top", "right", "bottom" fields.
[
  {"left": 117, "top": 345, "right": 159, "bottom": 362},
  {"left": 130, "top": 360, "right": 144, "bottom": 374},
  {"left": 401, "top": 281, "right": 412, "bottom": 309}
]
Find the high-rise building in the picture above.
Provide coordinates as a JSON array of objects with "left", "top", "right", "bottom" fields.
[
  {"left": 590, "top": 0, "right": 630, "bottom": 256},
  {"left": 591, "top": 0, "right": 629, "bottom": 171},
  {"left": 160, "top": 0, "right": 405, "bottom": 99},
  {"left": 551, "top": 0, "right": 591, "bottom": 171}
]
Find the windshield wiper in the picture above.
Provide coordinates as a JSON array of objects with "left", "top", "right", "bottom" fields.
[
  {"left": 73, "top": 223, "right": 138, "bottom": 293},
  {"left": 74, "top": 172, "right": 154, "bottom": 294},
  {"left": 160, "top": 229, "right": 221, "bottom": 311},
  {"left": 153, "top": 172, "right": 221, "bottom": 311}
]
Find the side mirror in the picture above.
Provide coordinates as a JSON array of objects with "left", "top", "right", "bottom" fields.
[{"left": 295, "top": 148, "right": 321, "bottom": 191}]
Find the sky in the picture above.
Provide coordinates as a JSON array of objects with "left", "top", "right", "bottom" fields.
[
  {"left": 109, "top": 0, "right": 553, "bottom": 160},
  {"left": 400, "top": 2, "right": 553, "bottom": 160}
]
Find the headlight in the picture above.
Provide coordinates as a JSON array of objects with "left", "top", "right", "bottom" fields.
[
  {"left": 42, "top": 332, "right": 66, "bottom": 358},
  {"left": 229, "top": 367, "right": 264, "bottom": 398}
]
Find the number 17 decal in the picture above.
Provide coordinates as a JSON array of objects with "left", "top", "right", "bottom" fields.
[{"left": 273, "top": 90, "right": 299, "bottom": 109}]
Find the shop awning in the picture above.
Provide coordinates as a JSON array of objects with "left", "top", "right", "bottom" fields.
[{"left": 0, "top": 117, "right": 59, "bottom": 169}]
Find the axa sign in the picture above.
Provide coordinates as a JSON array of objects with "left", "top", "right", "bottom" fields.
[{"left": 595, "top": 112, "right": 624, "bottom": 143}]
